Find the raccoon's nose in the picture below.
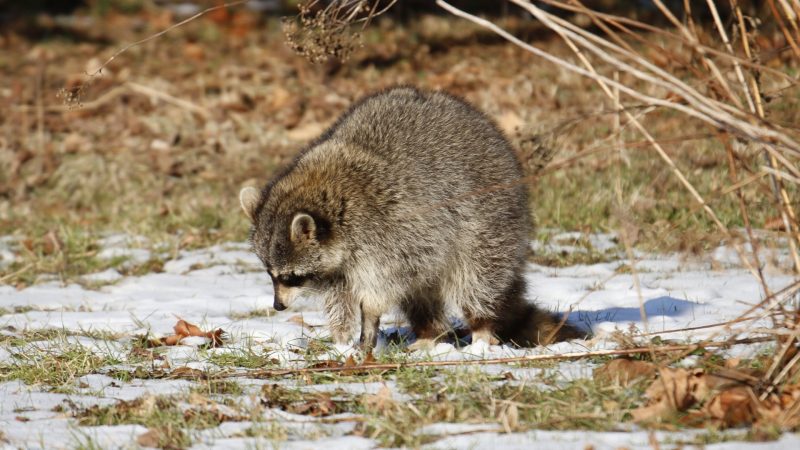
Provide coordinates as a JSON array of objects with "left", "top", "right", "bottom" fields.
[{"left": 273, "top": 298, "right": 287, "bottom": 311}]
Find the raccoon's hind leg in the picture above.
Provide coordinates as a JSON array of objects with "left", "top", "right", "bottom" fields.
[
  {"left": 463, "top": 316, "right": 500, "bottom": 345},
  {"left": 400, "top": 291, "right": 451, "bottom": 351},
  {"left": 441, "top": 261, "right": 502, "bottom": 346}
]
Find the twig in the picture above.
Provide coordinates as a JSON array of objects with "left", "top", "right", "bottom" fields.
[
  {"left": 768, "top": 0, "right": 800, "bottom": 58},
  {"left": 514, "top": 0, "right": 800, "bottom": 154},
  {"left": 719, "top": 130, "right": 771, "bottom": 299},
  {"left": 761, "top": 165, "right": 800, "bottom": 185},
  {"left": 14, "top": 82, "right": 210, "bottom": 119},
  {"left": 437, "top": 0, "right": 794, "bottom": 285},
  {"left": 538, "top": 0, "right": 798, "bottom": 84},
  {"left": 87, "top": 0, "right": 252, "bottom": 80},
  {"left": 729, "top": 0, "right": 800, "bottom": 274},
  {"left": 126, "top": 81, "right": 210, "bottom": 119}
]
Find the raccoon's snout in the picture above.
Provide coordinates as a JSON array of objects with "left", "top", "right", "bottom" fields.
[{"left": 273, "top": 298, "right": 288, "bottom": 311}]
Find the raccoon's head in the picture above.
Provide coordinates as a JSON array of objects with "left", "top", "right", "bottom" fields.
[{"left": 240, "top": 187, "right": 346, "bottom": 311}]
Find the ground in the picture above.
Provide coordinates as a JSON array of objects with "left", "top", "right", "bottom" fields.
[{"left": 1, "top": 232, "right": 797, "bottom": 449}]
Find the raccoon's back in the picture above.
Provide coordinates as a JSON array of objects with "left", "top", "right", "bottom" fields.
[{"left": 327, "top": 87, "right": 525, "bottom": 206}]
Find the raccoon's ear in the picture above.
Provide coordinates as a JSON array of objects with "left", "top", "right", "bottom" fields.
[
  {"left": 290, "top": 212, "right": 316, "bottom": 243},
  {"left": 239, "top": 187, "right": 260, "bottom": 222}
]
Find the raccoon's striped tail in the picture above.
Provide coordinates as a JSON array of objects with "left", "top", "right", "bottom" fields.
[{"left": 495, "top": 299, "right": 588, "bottom": 347}]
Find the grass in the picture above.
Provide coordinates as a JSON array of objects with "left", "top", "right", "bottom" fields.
[
  {"left": 76, "top": 395, "right": 233, "bottom": 449},
  {"left": 0, "top": 333, "right": 124, "bottom": 393},
  {"left": 203, "top": 347, "right": 279, "bottom": 370},
  {"left": 0, "top": 321, "right": 789, "bottom": 448},
  {"left": 355, "top": 366, "right": 643, "bottom": 447}
]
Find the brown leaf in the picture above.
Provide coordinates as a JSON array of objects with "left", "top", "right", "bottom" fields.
[
  {"left": 632, "top": 368, "right": 712, "bottom": 423},
  {"left": 21, "top": 238, "right": 34, "bottom": 252},
  {"left": 43, "top": 230, "right": 62, "bottom": 255},
  {"left": 169, "top": 367, "right": 207, "bottom": 380},
  {"left": 207, "top": 328, "right": 225, "bottom": 347},
  {"left": 183, "top": 320, "right": 207, "bottom": 337},
  {"left": 169, "top": 319, "right": 225, "bottom": 347},
  {"left": 288, "top": 393, "right": 337, "bottom": 417},
  {"left": 704, "top": 386, "right": 757, "bottom": 428},
  {"left": 173, "top": 319, "right": 191, "bottom": 337},
  {"left": 594, "top": 359, "right": 657, "bottom": 387},
  {"left": 309, "top": 360, "right": 342, "bottom": 369},
  {"left": 162, "top": 334, "right": 182, "bottom": 346}
]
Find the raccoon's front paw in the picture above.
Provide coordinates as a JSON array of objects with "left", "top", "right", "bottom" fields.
[{"left": 407, "top": 338, "right": 436, "bottom": 352}]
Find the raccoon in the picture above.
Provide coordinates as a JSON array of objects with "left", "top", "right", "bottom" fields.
[{"left": 240, "top": 86, "right": 584, "bottom": 353}]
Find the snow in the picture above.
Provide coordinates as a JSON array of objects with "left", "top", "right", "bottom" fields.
[
  {"left": 423, "top": 430, "right": 800, "bottom": 450},
  {"left": 0, "top": 237, "right": 798, "bottom": 449}
]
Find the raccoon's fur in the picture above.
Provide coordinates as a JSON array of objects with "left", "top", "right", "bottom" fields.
[{"left": 240, "top": 86, "right": 585, "bottom": 352}]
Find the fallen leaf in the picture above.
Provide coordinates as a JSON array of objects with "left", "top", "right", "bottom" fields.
[
  {"left": 156, "top": 319, "right": 225, "bottom": 347},
  {"left": 309, "top": 359, "right": 342, "bottom": 369},
  {"left": 162, "top": 334, "right": 182, "bottom": 346},
  {"left": 632, "top": 368, "right": 711, "bottom": 423},
  {"left": 288, "top": 393, "right": 337, "bottom": 417},
  {"left": 704, "top": 386, "right": 757, "bottom": 427},
  {"left": 169, "top": 366, "right": 207, "bottom": 380},
  {"left": 594, "top": 359, "right": 657, "bottom": 387},
  {"left": 24, "top": 230, "right": 63, "bottom": 256}
]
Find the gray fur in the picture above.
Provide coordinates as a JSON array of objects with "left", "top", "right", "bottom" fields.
[{"left": 245, "top": 86, "right": 584, "bottom": 352}]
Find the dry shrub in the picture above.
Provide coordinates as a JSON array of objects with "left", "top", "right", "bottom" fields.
[{"left": 283, "top": 0, "right": 397, "bottom": 63}]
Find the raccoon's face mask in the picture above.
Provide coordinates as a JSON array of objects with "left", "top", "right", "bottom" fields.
[
  {"left": 267, "top": 212, "right": 330, "bottom": 311},
  {"left": 241, "top": 188, "right": 345, "bottom": 311}
]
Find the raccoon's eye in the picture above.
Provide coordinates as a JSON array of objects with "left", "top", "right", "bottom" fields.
[{"left": 279, "top": 273, "right": 307, "bottom": 287}]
